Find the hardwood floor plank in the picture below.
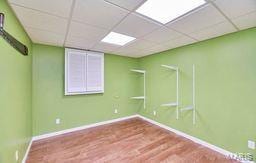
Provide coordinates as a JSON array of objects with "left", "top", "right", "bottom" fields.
[{"left": 27, "top": 118, "right": 237, "bottom": 163}]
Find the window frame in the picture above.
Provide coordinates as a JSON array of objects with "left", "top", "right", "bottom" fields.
[{"left": 65, "top": 48, "right": 104, "bottom": 95}]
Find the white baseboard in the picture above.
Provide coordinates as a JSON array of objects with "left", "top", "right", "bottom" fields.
[
  {"left": 137, "top": 115, "right": 253, "bottom": 163},
  {"left": 22, "top": 115, "right": 137, "bottom": 163},
  {"left": 23, "top": 114, "right": 249, "bottom": 163},
  {"left": 22, "top": 139, "right": 33, "bottom": 163},
  {"left": 136, "top": 115, "right": 233, "bottom": 156},
  {"left": 32, "top": 114, "right": 234, "bottom": 156},
  {"left": 33, "top": 115, "right": 138, "bottom": 141}
]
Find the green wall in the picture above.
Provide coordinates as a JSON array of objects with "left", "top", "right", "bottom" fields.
[
  {"left": 0, "top": 0, "right": 32, "bottom": 163},
  {"left": 32, "top": 44, "right": 140, "bottom": 136},
  {"left": 1, "top": 0, "right": 256, "bottom": 161},
  {"left": 139, "top": 28, "right": 256, "bottom": 158},
  {"left": 32, "top": 29, "right": 256, "bottom": 159}
]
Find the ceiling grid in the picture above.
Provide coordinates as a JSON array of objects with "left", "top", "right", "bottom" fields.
[{"left": 7, "top": 0, "right": 256, "bottom": 57}]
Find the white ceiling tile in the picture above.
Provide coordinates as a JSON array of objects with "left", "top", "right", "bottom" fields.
[
  {"left": 214, "top": 0, "right": 256, "bottom": 19},
  {"left": 72, "top": 0, "right": 129, "bottom": 30},
  {"left": 113, "top": 47, "right": 142, "bottom": 57},
  {"left": 132, "top": 55, "right": 144, "bottom": 58},
  {"left": 113, "top": 47, "right": 136, "bottom": 54},
  {"left": 11, "top": 5, "right": 68, "bottom": 34},
  {"left": 232, "top": 12, "right": 256, "bottom": 30},
  {"left": 135, "top": 51, "right": 152, "bottom": 57},
  {"left": 167, "top": 4, "right": 226, "bottom": 34},
  {"left": 8, "top": 0, "right": 73, "bottom": 18},
  {"left": 123, "top": 39, "right": 158, "bottom": 50},
  {"left": 190, "top": 21, "right": 237, "bottom": 41},
  {"left": 92, "top": 42, "right": 121, "bottom": 53},
  {"left": 163, "top": 36, "right": 196, "bottom": 49},
  {"left": 131, "top": 52, "right": 148, "bottom": 58},
  {"left": 26, "top": 27, "right": 65, "bottom": 46},
  {"left": 65, "top": 36, "right": 97, "bottom": 50},
  {"left": 146, "top": 44, "right": 172, "bottom": 53},
  {"left": 68, "top": 21, "right": 108, "bottom": 42},
  {"left": 136, "top": 50, "right": 158, "bottom": 57},
  {"left": 112, "top": 39, "right": 162, "bottom": 56},
  {"left": 131, "top": 53, "right": 148, "bottom": 58},
  {"left": 104, "top": 0, "right": 146, "bottom": 11},
  {"left": 138, "top": 44, "right": 172, "bottom": 56},
  {"left": 142, "top": 27, "right": 183, "bottom": 44},
  {"left": 113, "top": 13, "right": 162, "bottom": 38},
  {"left": 114, "top": 38, "right": 177, "bottom": 56}
]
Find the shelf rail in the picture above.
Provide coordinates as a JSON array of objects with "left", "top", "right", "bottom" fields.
[
  {"left": 130, "top": 69, "right": 146, "bottom": 108},
  {"left": 161, "top": 65, "right": 179, "bottom": 119},
  {"left": 180, "top": 64, "right": 196, "bottom": 124}
]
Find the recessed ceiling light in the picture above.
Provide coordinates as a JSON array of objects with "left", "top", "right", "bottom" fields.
[
  {"left": 136, "top": 0, "right": 206, "bottom": 24},
  {"left": 101, "top": 32, "right": 136, "bottom": 46}
]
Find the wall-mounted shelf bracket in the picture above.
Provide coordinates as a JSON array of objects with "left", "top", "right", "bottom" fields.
[
  {"left": 180, "top": 64, "right": 196, "bottom": 124},
  {"left": 180, "top": 105, "right": 194, "bottom": 112},
  {"left": 130, "top": 69, "right": 145, "bottom": 74},
  {"left": 131, "top": 96, "right": 145, "bottom": 100},
  {"left": 161, "top": 65, "right": 178, "bottom": 71},
  {"left": 161, "top": 102, "right": 178, "bottom": 107},
  {"left": 160, "top": 64, "right": 179, "bottom": 119},
  {"left": 130, "top": 69, "right": 146, "bottom": 109}
]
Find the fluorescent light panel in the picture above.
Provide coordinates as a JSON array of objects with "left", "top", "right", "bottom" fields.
[
  {"left": 136, "top": 0, "right": 206, "bottom": 24},
  {"left": 101, "top": 32, "right": 136, "bottom": 46}
]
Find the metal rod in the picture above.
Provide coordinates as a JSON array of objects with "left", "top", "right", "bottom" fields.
[
  {"left": 193, "top": 64, "right": 196, "bottom": 125},
  {"left": 161, "top": 64, "right": 178, "bottom": 70},
  {"left": 176, "top": 68, "right": 179, "bottom": 119},
  {"left": 130, "top": 69, "right": 145, "bottom": 74},
  {"left": 143, "top": 72, "right": 146, "bottom": 109},
  {"left": 161, "top": 102, "right": 178, "bottom": 107},
  {"left": 180, "top": 105, "right": 194, "bottom": 112}
]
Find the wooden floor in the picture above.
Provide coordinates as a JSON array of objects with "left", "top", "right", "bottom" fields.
[{"left": 27, "top": 118, "right": 237, "bottom": 163}]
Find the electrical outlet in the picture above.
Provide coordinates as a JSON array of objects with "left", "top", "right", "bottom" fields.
[
  {"left": 56, "top": 118, "right": 60, "bottom": 124},
  {"left": 15, "top": 150, "right": 19, "bottom": 161},
  {"left": 248, "top": 140, "right": 255, "bottom": 149},
  {"left": 153, "top": 110, "right": 156, "bottom": 116},
  {"left": 114, "top": 109, "right": 118, "bottom": 114}
]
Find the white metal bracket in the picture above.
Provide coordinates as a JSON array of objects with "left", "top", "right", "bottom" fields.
[
  {"left": 180, "top": 64, "right": 196, "bottom": 124},
  {"left": 131, "top": 69, "right": 146, "bottom": 109},
  {"left": 161, "top": 65, "right": 179, "bottom": 119}
]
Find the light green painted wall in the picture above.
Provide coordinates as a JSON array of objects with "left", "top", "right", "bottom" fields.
[
  {"left": 138, "top": 28, "right": 256, "bottom": 158},
  {"left": 0, "top": 0, "right": 32, "bottom": 163},
  {"left": 1, "top": 1, "right": 255, "bottom": 160},
  {"left": 32, "top": 44, "right": 141, "bottom": 136},
  {"left": 32, "top": 29, "right": 256, "bottom": 159}
]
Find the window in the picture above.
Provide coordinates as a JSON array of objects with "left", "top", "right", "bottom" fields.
[{"left": 65, "top": 48, "right": 104, "bottom": 95}]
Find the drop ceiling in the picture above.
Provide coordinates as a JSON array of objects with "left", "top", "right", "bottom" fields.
[{"left": 8, "top": 0, "right": 256, "bottom": 58}]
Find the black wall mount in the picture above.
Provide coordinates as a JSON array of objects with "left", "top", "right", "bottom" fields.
[{"left": 0, "top": 13, "right": 28, "bottom": 56}]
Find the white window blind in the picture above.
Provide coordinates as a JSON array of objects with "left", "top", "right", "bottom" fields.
[
  {"left": 67, "top": 51, "right": 86, "bottom": 93},
  {"left": 86, "top": 52, "right": 104, "bottom": 92},
  {"left": 65, "top": 48, "right": 104, "bottom": 95}
]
